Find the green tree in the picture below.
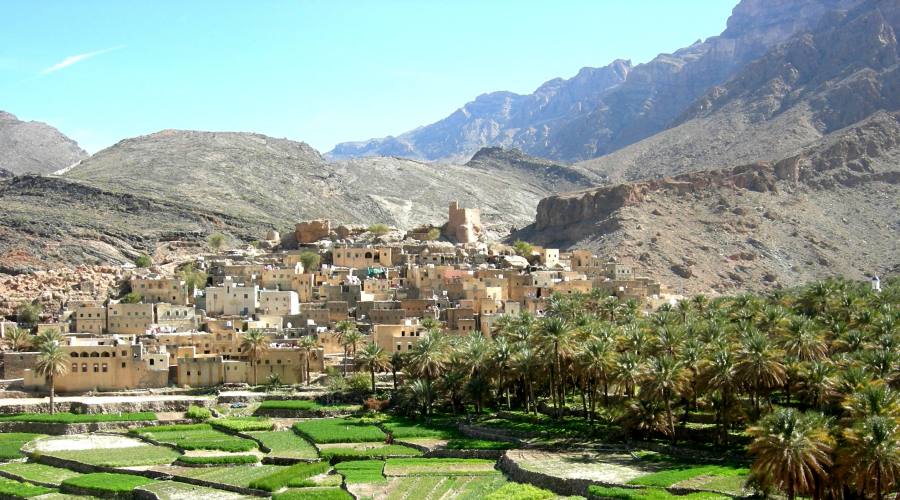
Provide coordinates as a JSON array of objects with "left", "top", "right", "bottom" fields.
[
  {"left": 748, "top": 408, "right": 833, "bottom": 500},
  {"left": 838, "top": 415, "right": 900, "bottom": 499},
  {"left": 356, "top": 343, "right": 390, "bottom": 393},
  {"left": 208, "top": 233, "right": 226, "bottom": 253},
  {"left": 178, "top": 263, "right": 208, "bottom": 294},
  {"left": 536, "top": 317, "right": 576, "bottom": 416},
  {"left": 133, "top": 254, "right": 152, "bottom": 268},
  {"left": 33, "top": 328, "right": 64, "bottom": 350},
  {"left": 297, "top": 336, "right": 318, "bottom": 385},
  {"left": 16, "top": 303, "right": 42, "bottom": 326},
  {"left": 368, "top": 224, "right": 390, "bottom": 236},
  {"left": 299, "top": 251, "right": 321, "bottom": 273},
  {"left": 641, "top": 354, "right": 687, "bottom": 443},
  {"left": 4, "top": 326, "right": 30, "bottom": 352},
  {"left": 120, "top": 292, "right": 143, "bottom": 304},
  {"left": 240, "top": 329, "right": 269, "bottom": 386},
  {"left": 513, "top": 240, "right": 533, "bottom": 258},
  {"left": 34, "top": 341, "right": 69, "bottom": 415},
  {"left": 424, "top": 228, "right": 441, "bottom": 241}
]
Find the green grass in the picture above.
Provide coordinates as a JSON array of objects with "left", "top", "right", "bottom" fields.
[
  {"left": 133, "top": 423, "right": 257, "bottom": 452},
  {"left": 334, "top": 460, "right": 385, "bottom": 484},
  {"left": 445, "top": 438, "right": 515, "bottom": 450},
  {"left": 0, "top": 477, "right": 54, "bottom": 498},
  {"left": 176, "top": 454, "right": 259, "bottom": 465},
  {"left": 588, "top": 486, "right": 729, "bottom": 500},
  {"left": 248, "top": 461, "right": 330, "bottom": 491},
  {"left": 484, "top": 482, "right": 555, "bottom": 500},
  {"left": 384, "top": 458, "right": 497, "bottom": 476},
  {"left": 383, "top": 475, "right": 507, "bottom": 500},
  {"left": 479, "top": 412, "right": 597, "bottom": 439},
  {"left": 139, "top": 480, "right": 245, "bottom": 499},
  {"left": 174, "top": 464, "right": 285, "bottom": 487},
  {"left": 273, "top": 488, "right": 352, "bottom": 500},
  {"left": 0, "top": 412, "right": 155, "bottom": 423},
  {"left": 319, "top": 444, "right": 422, "bottom": 460},
  {"left": 186, "top": 406, "right": 211, "bottom": 421},
  {"left": 0, "top": 433, "right": 45, "bottom": 460},
  {"left": 628, "top": 465, "right": 749, "bottom": 488},
  {"left": 45, "top": 445, "right": 180, "bottom": 467},
  {"left": 248, "top": 430, "right": 319, "bottom": 460},
  {"left": 62, "top": 472, "right": 155, "bottom": 496},
  {"left": 209, "top": 417, "right": 274, "bottom": 432},
  {"left": 294, "top": 418, "right": 386, "bottom": 444},
  {"left": 379, "top": 417, "right": 457, "bottom": 439},
  {"left": 258, "top": 400, "right": 359, "bottom": 411},
  {"left": 0, "top": 462, "right": 81, "bottom": 486}
]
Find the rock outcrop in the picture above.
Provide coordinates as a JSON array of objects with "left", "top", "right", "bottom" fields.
[{"left": 0, "top": 111, "right": 88, "bottom": 175}]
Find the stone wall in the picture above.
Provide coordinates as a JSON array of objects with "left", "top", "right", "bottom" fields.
[{"left": 0, "top": 419, "right": 188, "bottom": 435}]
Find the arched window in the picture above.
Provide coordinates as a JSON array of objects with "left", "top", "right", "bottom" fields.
[
  {"left": 71, "top": 363, "right": 78, "bottom": 372},
  {"left": 81, "top": 352, "right": 89, "bottom": 358},
  {"left": 364, "top": 252, "right": 373, "bottom": 259},
  {"left": 81, "top": 364, "right": 88, "bottom": 373},
  {"left": 93, "top": 364, "right": 99, "bottom": 373},
  {"left": 90, "top": 352, "right": 100, "bottom": 358},
  {"left": 70, "top": 352, "right": 79, "bottom": 358},
  {"left": 101, "top": 352, "right": 110, "bottom": 358}
]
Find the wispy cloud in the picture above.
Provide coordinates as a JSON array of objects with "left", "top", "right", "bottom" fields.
[{"left": 41, "top": 45, "right": 125, "bottom": 75}]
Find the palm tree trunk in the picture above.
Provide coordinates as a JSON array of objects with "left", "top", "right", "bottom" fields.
[
  {"left": 664, "top": 391, "right": 675, "bottom": 444},
  {"left": 49, "top": 374, "right": 55, "bottom": 415},
  {"left": 306, "top": 358, "right": 310, "bottom": 385}
]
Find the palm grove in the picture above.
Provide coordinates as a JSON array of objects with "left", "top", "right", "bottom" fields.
[{"left": 369, "top": 278, "right": 899, "bottom": 499}]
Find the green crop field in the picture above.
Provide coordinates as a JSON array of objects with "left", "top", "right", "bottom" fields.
[
  {"left": 294, "top": 418, "right": 386, "bottom": 443},
  {"left": 248, "top": 430, "right": 319, "bottom": 459},
  {"left": 45, "top": 444, "right": 180, "bottom": 467},
  {"left": 176, "top": 454, "right": 259, "bottom": 465},
  {"left": 628, "top": 465, "right": 749, "bottom": 488},
  {"left": 249, "top": 461, "right": 330, "bottom": 491},
  {"left": 134, "top": 423, "right": 257, "bottom": 452},
  {"left": 382, "top": 475, "right": 508, "bottom": 500},
  {"left": 0, "top": 433, "right": 45, "bottom": 460},
  {"left": 319, "top": 444, "right": 421, "bottom": 460},
  {"left": 445, "top": 438, "right": 515, "bottom": 450},
  {"left": 258, "top": 400, "right": 359, "bottom": 411},
  {"left": 484, "top": 482, "right": 556, "bottom": 500},
  {"left": 384, "top": 458, "right": 498, "bottom": 476},
  {"left": 139, "top": 480, "right": 249, "bottom": 500},
  {"left": 0, "top": 412, "right": 155, "bottom": 423},
  {"left": 273, "top": 487, "right": 352, "bottom": 499},
  {"left": 335, "top": 460, "right": 386, "bottom": 484},
  {"left": 209, "top": 417, "right": 274, "bottom": 432},
  {"left": 379, "top": 417, "right": 457, "bottom": 439},
  {"left": 0, "top": 476, "right": 54, "bottom": 498},
  {"left": 0, "top": 462, "right": 81, "bottom": 486},
  {"left": 174, "top": 464, "right": 286, "bottom": 488},
  {"left": 62, "top": 472, "right": 156, "bottom": 496},
  {"left": 588, "top": 486, "right": 730, "bottom": 500}
]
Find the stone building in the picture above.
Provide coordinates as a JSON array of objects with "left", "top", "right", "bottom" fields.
[{"left": 444, "top": 201, "right": 482, "bottom": 244}]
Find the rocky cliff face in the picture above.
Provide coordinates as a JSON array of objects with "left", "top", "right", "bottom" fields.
[
  {"left": 518, "top": 111, "right": 900, "bottom": 293},
  {"left": 0, "top": 111, "right": 88, "bottom": 175},
  {"left": 329, "top": 0, "right": 860, "bottom": 163},
  {"left": 580, "top": 0, "right": 898, "bottom": 182}
]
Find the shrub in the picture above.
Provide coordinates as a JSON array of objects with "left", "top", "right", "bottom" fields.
[
  {"left": 16, "top": 303, "right": 42, "bottom": 326},
  {"left": 62, "top": 472, "right": 155, "bottom": 497},
  {"left": 0, "top": 412, "right": 156, "bottom": 423},
  {"left": 299, "top": 251, "right": 321, "bottom": 272},
  {"left": 293, "top": 418, "right": 385, "bottom": 444},
  {"left": 0, "top": 477, "right": 53, "bottom": 498},
  {"left": 485, "top": 483, "right": 555, "bottom": 500},
  {"left": 176, "top": 454, "right": 259, "bottom": 465},
  {"left": 248, "top": 461, "right": 330, "bottom": 491},
  {"left": 120, "top": 291, "right": 143, "bottom": 304},
  {"left": 367, "top": 224, "right": 390, "bottom": 235},
  {"left": 346, "top": 373, "right": 372, "bottom": 394},
  {"left": 273, "top": 488, "right": 352, "bottom": 500},
  {"left": 186, "top": 405, "right": 211, "bottom": 421},
  {"left": 210, "top": 417, "right": 274, "bottom": 432},
  {"left": 334, "top": 460, "right": 385, "bottom": 484},
  {"left": 133, "top": 255, "right": 152, "bottom": 268}
]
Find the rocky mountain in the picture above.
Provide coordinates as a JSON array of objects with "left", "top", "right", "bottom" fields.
[
  {"left": 52, "top": 130, "right": 593, "bottom": 242},
  {"left": 0, "top": 111, "right": 88, "bottom": 175},
  {"left": 579, "top": 0, "right": 899, "bottom": 182},
  {"left": 0, "top": 174, "right": 267, "bottom": 273},
  {"left": 516, "top": 111, "right": 900, "bottom": 294},
  {"left": 329, "top": 0, "right": 861, "bottom": 163}
]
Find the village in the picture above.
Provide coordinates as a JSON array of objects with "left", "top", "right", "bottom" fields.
[{"left": 0, "top": 202, "right": 669, "bottom": 395}]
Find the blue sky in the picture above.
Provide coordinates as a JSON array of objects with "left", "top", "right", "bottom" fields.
[{"left": 0, "top": 1, "right": 735, "bottom": 153}]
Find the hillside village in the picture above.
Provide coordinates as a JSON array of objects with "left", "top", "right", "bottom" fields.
[{"left": 0, "top": 202, "right": 669, "bottom": 395}]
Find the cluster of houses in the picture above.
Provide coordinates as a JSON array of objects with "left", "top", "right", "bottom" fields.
[{"left": 1, "top": 203, "right": 668, "bottom": 395}]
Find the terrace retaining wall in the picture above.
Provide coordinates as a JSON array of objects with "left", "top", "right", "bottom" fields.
[{"left": 0, "top": 419, "right": 187, "bottom": 435}]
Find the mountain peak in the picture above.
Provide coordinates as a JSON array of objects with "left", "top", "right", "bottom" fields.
[{"left": 0, "top": 109, "right": 88, "bottom": 175}]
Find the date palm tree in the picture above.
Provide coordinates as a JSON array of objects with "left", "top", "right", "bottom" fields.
[
  {"left": 736, "top": 330, "right": 786, "bottom": 417},
  {"left": 702, "top": 346, "right": 739, "bottom": 445},
  {"left": 297, "top": 335, "right": 318, "bottom": 385},
  {"left": 642, "top": 354, "right": 687, "bottom": 443},
  {"left": 511, "top": 342, "right": 540, "bottom": 414},
  {"left": 4, "top": 326, "right": 30, "bottom": 352},
  {"left": 748, "top": 408, "right": 833, "bottom": 500},
  {"left": 356, "top": 343, "right": 390, "bottom": 393},
  {"left": 536, "top": 316, "right": 576, "bottom": 416},
  {"left": 837, "top": 415, "right": 900, "bottom": 499},
  {"left": 240, "top": 329, "right": 269, "bottom": 386},
  {"left": 34, "top": 341, "right": 69, "bottom": 415},
  {"left": 341, "top": 330, "right": 363, "bottom": 373}
]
